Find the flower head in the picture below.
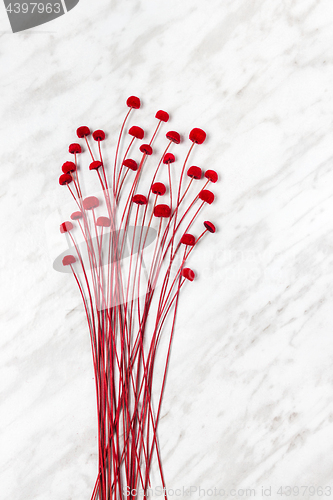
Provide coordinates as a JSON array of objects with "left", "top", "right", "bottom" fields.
[
  {"left": 187, "top": 166, "right": 202, "bottom": 179},
  {"left": 155, "top": 110, "right": 169, "bottom": 122},
  {"left": 93, "top": 130, "right": 106, "bottom": 141},
  {"left": 166, "top": 131, "right": 180, "bottom": 144},
  {"left": 199, "top": 189, "right": 214, "bottom": 204},
  {"left": 189, "top": 128, "right": 206, "bottom": 144},
  {"left": 83, "top": 196, "right": 99, "bottom": 210},
  {"left": 126, "top": 96, "right": 141, "bottom": 109},
  {"left": 77, "top": 126, "right": 91, "bottom": 138},
  {"left": 181, "top": 268, "right": 195, "bottom": 281},
  {"left": 69, "top": 143, "right": 82, "bottom": 154}
]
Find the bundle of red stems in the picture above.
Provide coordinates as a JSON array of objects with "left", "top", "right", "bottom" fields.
[{"left": 58, "top": 96, "right": 217, "bottom": 500}]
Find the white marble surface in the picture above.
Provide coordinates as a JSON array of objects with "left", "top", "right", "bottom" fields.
[{"left": 1, "top": 0, "right": 333, "bottom": 498}]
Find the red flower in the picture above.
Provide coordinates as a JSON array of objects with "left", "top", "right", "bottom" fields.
[
  {"left": 187, "top": 166, "right": 202, "bottom": 179},
  {"left": 199, "top": 189, "right": 214, "bottom": 204},
  {"left": 129, "top": 126, "right": 144, "bottom": 140},
  {"left": 166, "top": 131, "right": 180, "bottom": 144},
  {"left": 163, "top": 153, "right": 175, "bottom": 164},
  {"left": 71, "top": 211, "right": 83, "bottom": 220},
  {"left": 69, "top": 143, "right": 82, "bottom": 154},
  {"left": 154, "top": 204, "right": 171, "bottom": 218},
  {"left": 152, "top": 182, "right": 166, "bottom": 196},
  {"left": 181, "top": 268, "right": 195, "bottom": 281},
  {"left": 96, "top": 216, "right": 111, "bottom": 227},
  {"left": 60, "top": 221, "right": 73, "bottom": 233},
  {"left": 126, "top": 96, "right": 141, "bottom": 109},
  {"left": 180, "top": 234, "right": 196, "bottom": 246},
  {"left": 189, "top": 128, "right": 206, "bottom": 144},
  {"left": 59, "top": 174, "right": 72, "bottom": 185},
  {"left": 93, "top": 130, "right": 106, "bottom": 141},
  {"left": 140, "top": 144, "right": 153, "bottom": 155},
  {"left": 204, "top": 221, "right": 216, "bottom": 233},
  {"left": 62, "top": 161, "right": 76, "bottom": 174},
  {"left": 132, "top": 194, "right": 147, "bottom": 205},
  {"left": 83, "top": 196, "right": 99, "bottom": 210},
  {"left": 155, "top": 110, "right": 169, "bottom": 122},
  {"left": 89, "top": 161, "right": 103, "bottom": 171},
  {"left": 123, "top": 159, "right": 138, "bottom": 171},
  {"left": 62, "top": 255, "right": 76, "bottom": 266},
  {"left": 204, "top": 170, "right": 218, "bottom": 183},
  {"left": 76, "top": 126, "right": 91, "bottom": 138}
]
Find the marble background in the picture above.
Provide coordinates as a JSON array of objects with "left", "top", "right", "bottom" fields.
[{"left": 1, "top": 0, "right": 333, "bottom": 498}]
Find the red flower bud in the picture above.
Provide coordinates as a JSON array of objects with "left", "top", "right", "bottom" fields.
[
  {"left": 152, "top": 182, "right": 166, "bottom": 196},
  {"left": 59, "top": 173, "right": 72, "bottom": 186},
  {"left": 123, "top": 159, "right": 138, "bottom": 171},
  {"left": 92, "top": 130, "right": 105, "bottom": 141},
  {"left": 60, "top": 221, "right": 73, "bottom": 233},
  {"left": 180, "top": 234, "right": 196, "bottom": 246},
  {"left": 132, "top": 194, "right": 147, "bottom": 205},
  {"left": 199, "top": 189, "right": 214, "bottom": 204},
  {"left": 140, "top": 144, "right": 153, "bottom": 155},
  {"left": 189, "top": 128, "right": 206, "bottom": 144},
  {"left": 166, "top": 131, "right": 180, "bottom": 144},
  {"left": 62, "top": 161, "right": 76, "bottom": 174},
  {"left": 204, "top": 170, "right": 218, "bottom": 183},
  {"left": 83, "top": 196, "right": 99, "bottom": 210},
  {"left": 89, "top": 161, "right": 103, "bottom": 171},
  {"left": 181, "top": 268, "right": 195, "bottom": 281},
  {"left": 204, "top": 221, "right": 216, "bottom": 233},
  {"left": 62, "top": 255, "right": 76, "bottom": 266},
  {"left": 187, "top": 166, "right": 202, "bottom": 180},
  {"left": 154, "top": 204, "right": 171, "bottom": 218},
  {"left": 69, "top": 143, "right": 82, "bottom": 154},
  {"left": 129, "top": 126, "right": 144, "bottom": 140},
  {"left": 71, "top": 211, "right": 83, "bottom": 220},
  {"left": 76, "top": 126, "right": 91, "bottom": 138},
  {"left": 163, "top": 153, "right": 175, "bottom": 164},
  {"left": 96, "top": 216, "right": 111, "bottom": 227},
  {"left": 126, "top": 96, "right": 141, "bottom": 109},
  {"left": 155, "top": 110, "right": 169, "bottom": 122}
]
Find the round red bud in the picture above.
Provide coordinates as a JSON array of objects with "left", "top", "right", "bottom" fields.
[
  {"left": 69, "top": 143, "right": 82, "bottom": 154},
  {"left": 60, "top": 221, "right": 73, "bottom": 233},
  {"left": 83, "top": 196, "right": 99, "bottom": 210},
  {"left": 155, "top": 110, "right": 169, "bottom": 122},
  {"left": 71, "top": 211, "right": 83, "bottom": 220},
  {"left": 129, "top": 126, "right": 144, "bottom": 140},
  {"left": 62, "top": 161, "right": 76, "bottom": 174},
  {"left": 187, "top": 166, "right": 202, "bottom": 180},
  {"left": 59, "top": 174, "right": 72, "bottom": 186},
  {"left": 154, "top": 204, "right": 171, "bottom": 218},
  {"left": 199, "top": 189, "right": 214, "bottom": 204},
  {"left": 126, "top": 96, "right": 141, "bottom": 109},
  {"left": 204, "top": 221, "right": 216, "bottom": 233},
  {"left": 89, "top": 161, "right": 103, "bottom": 171},
  {"left": 140, "top": 144, "right": 153, "bottom": 155},
  {"left": 166, "top": 131, "right": 180, "bottom": 144},
  {"left": 180, "top": 234, "right": 196, "bottom": 246},
  {"left": 62, "top": 255, "right": 76, "bottom": 266},
  {"left": 205, "top": 170, "right": 218, "bottom": 183},
  {"left": 123, "top": 159, "right": 138, "bottom": 171},
  {"left": 96, "top": 216, "right": 111, "bottom": 227},
  {"left": 163, "top": 153, "right": 175, "bottom": 164},
  {"left": 76, "top": 126, "right": 91, "bottom": 138},
  {"left": 181, "top": 268, "right": 195, "bottom": 281},
  {"left": 189, "top": 128, "right": 206, "bottom": 144},
  {"left": 92, "top": 130, "right": 105, "bottom": 141},
  {"left": 152, "top": 182, "right": 166, "bottom": 196},
  {"left": 132, "top": 194, "right": 147, "bottom": 205}
]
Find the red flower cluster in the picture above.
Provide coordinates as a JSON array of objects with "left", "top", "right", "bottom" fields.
[{"left": 57, "top": 96, "right": 217, "bottom": 500}]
